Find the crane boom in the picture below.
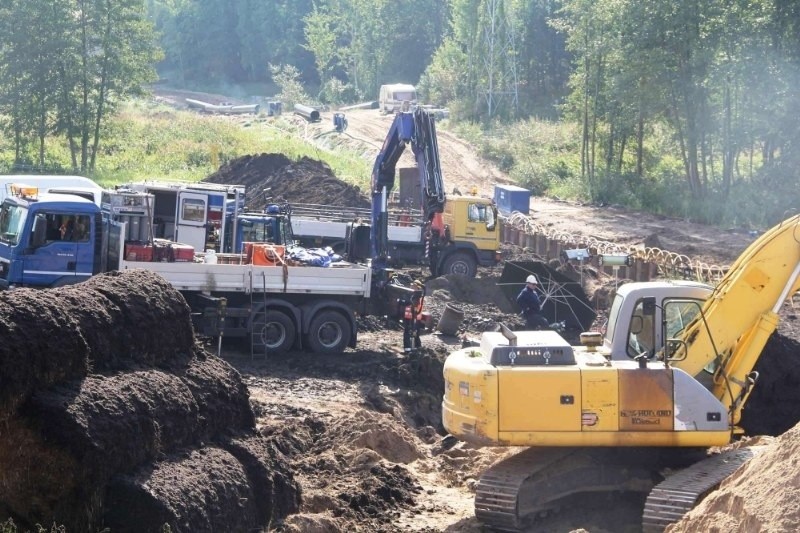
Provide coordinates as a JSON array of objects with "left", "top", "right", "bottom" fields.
[{"left": 370, "top": 108, "right": 445, "bottom": 267}]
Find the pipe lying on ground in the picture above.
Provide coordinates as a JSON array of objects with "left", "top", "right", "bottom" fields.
[
  {"left": 294, "top": 103, "right": 321, "bottom": 122},
  {"left": 339, "top": 101, "right": 376, "bottom": 111},
  {"left": 186, "top": 98, "right": 260, "bottom": 115}
]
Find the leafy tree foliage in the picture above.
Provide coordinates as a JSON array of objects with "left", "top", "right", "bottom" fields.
[{"left": 0, "top": 0, "right": 161, "bottom": 173}]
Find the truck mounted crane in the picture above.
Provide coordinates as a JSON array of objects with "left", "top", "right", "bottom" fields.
[
  {"left": 442, "top": 214, "right": 800, "bottom": 531},
  {"left": 356, "top": 107, "right": 500, "bottom": 277}
]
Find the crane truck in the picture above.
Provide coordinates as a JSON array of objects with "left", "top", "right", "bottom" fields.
[
  {"left": 287, "top": 192, "right": 501, "bottom": 278},
  {"left": 233, "top": 108, "right": 501, "bottom": 277},
  {"left": 442, "top": 214, "right": 800, "bottom": 531},
  {"left": 290, "top": 107, "right": 501, "bottom": 278},
  {"left": 0, "top": 185, "right": 421, "bottom": 355}
]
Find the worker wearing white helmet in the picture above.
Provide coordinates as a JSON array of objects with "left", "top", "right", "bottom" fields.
[{"left": 516, "top": 274, "right": 549, "bottom": 330}]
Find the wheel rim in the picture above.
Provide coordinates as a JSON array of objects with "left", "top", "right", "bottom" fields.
[
  {"left": 450, "top": 260, "right": 470, "bottom": 276},
  {"left": 260, "top": 321, "right": 286, "bottom": 349},
  {"left": 315, "top": 320, "right": 343, "bottom": 349}
]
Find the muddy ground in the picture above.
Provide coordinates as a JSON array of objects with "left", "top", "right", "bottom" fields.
[
  {"left": 1, "top": 89, "right": 794, "bottom": 533},
  {"left": 192, "top": 145, "right": 800, "bottom": 532}
]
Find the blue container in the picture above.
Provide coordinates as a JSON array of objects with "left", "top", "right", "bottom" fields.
[{"left": 494, "top": 185, "right": 531, "bottom": 215}]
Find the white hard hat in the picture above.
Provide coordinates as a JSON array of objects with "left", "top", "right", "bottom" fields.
[{"left": 526, "top": 275, "right": 539, "bottom": 285}]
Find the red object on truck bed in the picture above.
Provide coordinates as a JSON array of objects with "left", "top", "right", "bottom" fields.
[
  {"left": 152, "top": 239, "right": 196, "bottom": 262},
  {"left": 124, "top": 242, "right": 153, "bottom": 262}
]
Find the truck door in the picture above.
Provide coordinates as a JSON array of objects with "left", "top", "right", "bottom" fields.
[
  {"left": 454, "top": 201, "right": 497, "bottom": 252},
  {"left": 22, "top": 212, "right": 92, "bottom": 286},
  {"left": 175, "top": 191, "right": 208, "bottom": 251}
]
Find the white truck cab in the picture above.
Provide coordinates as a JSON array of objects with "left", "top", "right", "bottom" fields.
[{"left": 378, "top": 84, "right": 417, "bottom": 114}]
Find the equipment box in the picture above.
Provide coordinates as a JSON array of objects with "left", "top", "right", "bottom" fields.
[
  {"left": 152, "top": 239, "right": 196, "bottom": 262},
  {"left": 494, "top": 185, "right": 531, "bottom": 216},
  {"left": 124, "top": 242, "right": 153, "bottom": 262},
  {"left": 172, "top": 243, "right": 195, "bottom": 262}
]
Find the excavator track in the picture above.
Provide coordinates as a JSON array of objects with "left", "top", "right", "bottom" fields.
[
  {"left": 475, "top": 447, "right": 703, "bottom": 532},
  {"left": 642, "top": 446, "right": 766, "bottom": 532}
]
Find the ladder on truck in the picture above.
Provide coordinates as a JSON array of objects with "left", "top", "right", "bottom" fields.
[{"left": 249, "top": 270, "right": 269, "bottom": 361}]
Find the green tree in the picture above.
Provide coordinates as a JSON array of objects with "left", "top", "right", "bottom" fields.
[{"left": 0, "top": 0, "right": 161, "bottom": 173}]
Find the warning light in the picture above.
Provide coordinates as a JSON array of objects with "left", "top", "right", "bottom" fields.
[{"left": 8, "top": 184, "right": 38, "bottom": 200}]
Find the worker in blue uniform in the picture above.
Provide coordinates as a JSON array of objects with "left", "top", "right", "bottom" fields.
[{"left": 516, "top": 274, "right": 549, "bottom": 330}]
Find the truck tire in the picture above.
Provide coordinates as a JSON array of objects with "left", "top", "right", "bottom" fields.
[
  {"left": 253, "top": 310, "right": 296, "bottom": 353},
  {"left": 306, "top": 310, "right": 351, "bottom": 354},
  {"left": 442, "top": 251, "right": 477, "bottom": 278}
]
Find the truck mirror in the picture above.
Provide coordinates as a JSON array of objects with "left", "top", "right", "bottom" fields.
[
  {"left": 30, "top": 215, "right": 47, "bottom": 248},
  {"left": 642, "top": 297, "right": 656, "bottom": 315}
]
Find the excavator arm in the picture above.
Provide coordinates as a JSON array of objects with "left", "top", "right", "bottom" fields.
[
  {"left": 370, "top": 108, "right": 445, "bottom": 268},
  {"left": 671, "top": 214, "right": 800, "bottom": 423}
]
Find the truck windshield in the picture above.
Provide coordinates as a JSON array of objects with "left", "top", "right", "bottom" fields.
[{"left": 0, "top": 202, "right": 28, "bottom": 245}]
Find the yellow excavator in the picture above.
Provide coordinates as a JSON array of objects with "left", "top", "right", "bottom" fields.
[{"left": 442, "top": 214, "right": 800, "bottom": 531}]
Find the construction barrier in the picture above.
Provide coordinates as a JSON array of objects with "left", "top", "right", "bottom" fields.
[{"left": 501, "top": 212, "right": 728, "bottom": 284}]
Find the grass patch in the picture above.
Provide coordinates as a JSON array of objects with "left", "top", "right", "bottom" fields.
[{"left": 0, "top": 99, "right": 370, "bottom": 190}]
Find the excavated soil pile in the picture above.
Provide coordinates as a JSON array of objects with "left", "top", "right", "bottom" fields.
[
  {"left": 666, "top": 423, "right": 800, "bottom": 532},
  {"left": 0, "top": 270, "right": 300, "bottom": 532},
  {"left": 264, "top": 410, "right": 424, "bottom": 532},
  {"left": 741, "top": 326, "right": 800, "bottom": 436},
  {"left": 205, "top": 153, "right": 370, "bottom": 210}
]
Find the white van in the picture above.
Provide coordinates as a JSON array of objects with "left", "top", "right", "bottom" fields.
[
  {"left": 378, "top": 84, "right": 417, "bottom": 114},
  {"left": 0, "top": 175, "right": 103, "bottom": 205}
]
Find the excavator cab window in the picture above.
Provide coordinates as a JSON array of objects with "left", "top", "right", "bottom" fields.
[
  {"left": 662, "top": 298, "right": 706, "bottom": 365},
  {"left": 627, "top": 298, "right": 655, "bottom": 358},
  {"left": 663, "top": 299, "right": 704, "bottom": 339}
]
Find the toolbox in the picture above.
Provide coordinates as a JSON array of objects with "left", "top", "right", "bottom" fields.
[{"left": 124, "top": 242, "right": 153, "bottom": 262}]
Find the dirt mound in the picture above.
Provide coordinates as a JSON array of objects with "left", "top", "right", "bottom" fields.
[
  {"left": 205, "top": 153, "right": 369, "bottom": 209},
  {"left": 263, "top": 411, "right": 423, "bottom": 530},
  {"left": 666, "top": 423, "right": 800, "bottom": 532},
  {"left": 0, "top": 271, "right": 300, "bottom": 532},
  {"left": 740, "top": 332, "right": 800, "bottom": 436},
  {"left": 0, "top": 269, "right": 195, "bottom": 419}
]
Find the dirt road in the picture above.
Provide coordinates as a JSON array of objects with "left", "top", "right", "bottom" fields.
[{"left": 302, "top": 108, "right": 755, "bottom": 266}]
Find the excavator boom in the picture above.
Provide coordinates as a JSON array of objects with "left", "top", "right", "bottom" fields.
[{"left": 672, "top": 215, "right": 800, "bottom": 421}]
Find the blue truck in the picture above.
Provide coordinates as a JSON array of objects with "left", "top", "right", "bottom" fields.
[{"left": 0, "top": 186, "right": 420, "bottom": 355}]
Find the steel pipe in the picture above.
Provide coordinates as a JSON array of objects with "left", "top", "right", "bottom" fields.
[{"left": 294, "top": 104, "right": 320, "bottom": 122}]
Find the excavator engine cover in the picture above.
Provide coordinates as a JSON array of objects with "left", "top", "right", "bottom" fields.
[{"left": 486, "top": 330, "right": 576, "bottom": 366}]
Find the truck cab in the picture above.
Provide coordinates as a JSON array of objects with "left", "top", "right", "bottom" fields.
[
  {"left": 230, "top": 208, "right": 295, "bottom": 253},
  {"left": 0, "top": 188, "right": 102, "bottom": 288},
  {"left": 441, "top": 195, "right": 501, "bottom": 276}
]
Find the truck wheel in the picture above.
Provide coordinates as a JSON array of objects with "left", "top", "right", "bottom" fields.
[
  {"left": 307, "top": 310, "right": 351, "bottom": 354},
  {"left": 253, "top": 310, "right": 296, "bottom": 353},
  {"left": 442, "top": 252, "right": 477, "bottom": 278}
]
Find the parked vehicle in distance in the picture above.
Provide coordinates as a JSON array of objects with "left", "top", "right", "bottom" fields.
[{"left": 378, "top": 84, "right": 417, "bottom": 114}]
